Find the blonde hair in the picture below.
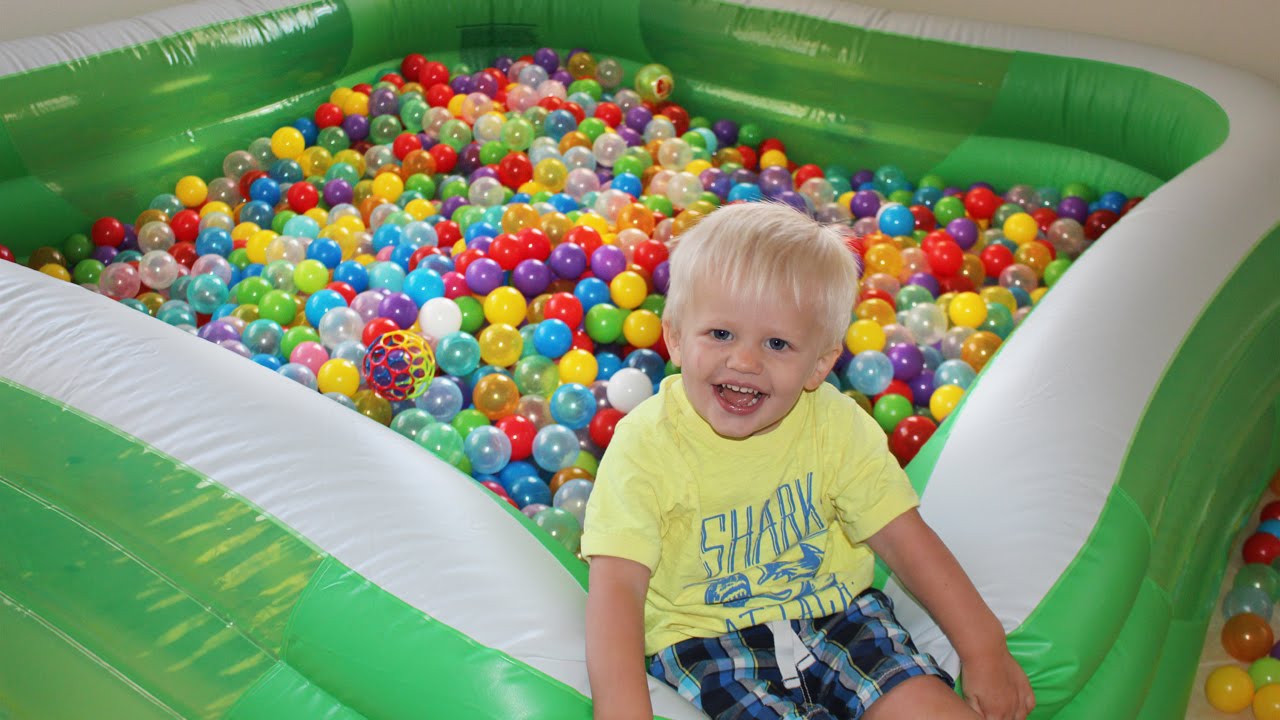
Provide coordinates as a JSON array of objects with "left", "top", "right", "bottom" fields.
[{"left": 664, "top": 202, "right": 860, "bottom": 350}]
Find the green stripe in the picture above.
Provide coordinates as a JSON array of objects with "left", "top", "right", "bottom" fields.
[
  {"left": 1008, "top": 222, "right": 1280, "bottom": 717},
  {"left": 227, "top": 662, "right": 366, "bottom": 720},
  {"left": 0, "top": 378, "right": 325, "bottom": 655}
]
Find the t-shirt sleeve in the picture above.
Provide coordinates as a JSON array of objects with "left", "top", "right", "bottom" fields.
[
  {"left": 830, "top": 398, "right": 920, "bottom": 544},
  {"left": 579, "top": 414, "right": 666, "bottom": 571}
]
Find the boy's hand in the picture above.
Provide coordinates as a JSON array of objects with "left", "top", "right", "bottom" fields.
[{"left": 961, "top": 646, "right": 1035, "bottom": 720}]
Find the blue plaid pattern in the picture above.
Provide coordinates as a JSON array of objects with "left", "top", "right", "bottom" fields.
[{"left": 647, "top": 589, "right": 953, "bottom": 719}]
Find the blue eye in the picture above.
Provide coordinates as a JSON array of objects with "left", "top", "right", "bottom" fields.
[
  {"left": 767, "top": 338, "right": 790, "bottom": 351},
  {"left": 710, "top": 329, "right": 732, "bottom": 341}
]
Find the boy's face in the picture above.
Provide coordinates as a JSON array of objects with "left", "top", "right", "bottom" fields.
[{"left": 663, "top": 277, "right": 841, "bottom": 440}]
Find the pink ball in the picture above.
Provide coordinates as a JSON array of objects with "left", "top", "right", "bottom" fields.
[
  {"left": 375, "top": 246, "right": 395, "bottom": 261},
  {"left": 290, "top": 341, "right": 330, "bottom": 374}
]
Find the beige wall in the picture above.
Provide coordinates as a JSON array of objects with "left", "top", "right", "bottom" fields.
[{"left": 4, "top": 0, "right": 1279, "bottom": 87}]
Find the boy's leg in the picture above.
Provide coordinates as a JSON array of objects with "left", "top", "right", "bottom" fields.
[
  {"left": 798, "top": 589, "right": 963, "bottom": 719},
  {"left": 649, "top": 625, "right": 835, "bottom": 720}
]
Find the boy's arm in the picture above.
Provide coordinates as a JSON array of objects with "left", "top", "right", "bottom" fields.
[
  {"left": 867, "top": 509, "right": 1035, "bottom": 720},
  {"left": 586, "top": 555, "right": 654, "bottom": 720}
]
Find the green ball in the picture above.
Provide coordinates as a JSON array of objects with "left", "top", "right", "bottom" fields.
[
  {"left": 533, "top": 506, "right": 582, "bottom": 554},
  {"left": 681, "top": 131, "right": 707, "bottom": 149},
  {"left": 640, "top": 294, "right": 666, "bottom": 316},
  {"left": 698, "top": 191, "right": 721, "bottom": 207},
  {"left": 234, "top": 276, "right": 272, "bottom": 305},
  {"left": 895, "top": 284, "right": 934, "bottom": 312},
  {"left": 440, "top": 177, "right": 469, "bottom": 201},
  {"left": 1236, "top": 563, "right": 1280, "bottom": 601},
  {"left": 918, "top": 174, "right": 947, "bottom": 191},
  {"left": 933, "top": 196, "right": 967, "bottom": 226},
  {"left": 738, "top": 123, "right": 764, "bottom": 147},
  {"left": 417, "top": 421, "right": 466, "bottom": 466},
  {"left": 577, "top": 117, "right": 607, "bottom": 142},
  {"left": 62, "top": 233, "right": 94, "bottom": 265},
  {"left": 888, "top": 189, "right": 914, "bottom": 205},
  {"left": 452, "top": 409, "right": 491, "bottom": 437},
  {"left": 72, "top": 259, "right": 104, "bottom": 286},
  {"left": 688, "top": 116, "right": 711, "bottom": 130},
  {"left": 317, "top": 127, "right": 351, "bottom": 154},
  {"left": 513, "top": 354, "right": 560, "bottom": 398},
  {"left": 1062, "top": 182, "right": 1096, "bottom": 202},
  {"left": 992, "top": 202, "right": 1025, "bottom": 227},
  {"left": 227, "top": 248, "right": 251, "bottom": 271},
  {"left": 872, "top": 394, "right": 913, "bottom": 433},
  {"left": 1042, "top": 258, "right": 1072, "bottom": 288},
  {"left": 573, "top": 450, "right": 599, "bottom": 476},
  {"left": 280, "top": 326, "right": 319, "bottom": 359},
  {"left": 584, "top": 303, "right": 625, "bottom": 344},
  {"left": 293, "top": 259, "right": 330, "bottom": 295},
  {"left": 456, "top": 296, "right": 484, "bottom": 334},
  {"left": 406, "top": 173, "right": 436, "bottom": 199},
  {"left": 390, "top": 408, "right": 435, "bottom": 441},
  {"left": 664, "top": 360, "right": 681, "bottom": 377},
  {"left": 259, "top": 289, "right": 298, "bottom": 325},
  {"left": 1250, "top": 657, "right": 1280, "bottom": 689},
  {"left": 326, "top": 161, "right": 359, "bottom": 185},
  {"left": 480, "top": 140, "right": 510, "bottom": 165},
  {"left": 642, "top": 195, "right": 673, "bottom": 217},
  {"left": 980, "top": 302, "right": 1015, "bottom": 339},
  {"left": 272, "top": 210, "right": 297, "bottom": 235},
  {"left": 567, "top": 78, "right": 603, "bottom": 100},
  {"left": 613, "top": 155, "right": 646, "bottom": 177}
]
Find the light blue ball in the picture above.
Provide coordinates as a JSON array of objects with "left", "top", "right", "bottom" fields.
[
  {"left": 934, "top": 359, "right": 977, "bottom": 390},
  {"left": 465, "top": 425, "right": 513, "bottom": 475},
  {"left": 842, "top": 351, "right": 893, "bottom": 396},
  {"left": 415, "top": 377, "right": 464, "bottom": 422},
  {"left": 550, "top": 383, "right": 597, "bottom": 430},
  {"left": 532, "top": 423, "right": 580, "bottom": 472}
]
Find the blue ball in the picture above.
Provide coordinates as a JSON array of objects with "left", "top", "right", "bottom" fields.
[
  {"left": 403, "top": 268, "right": 445, "bottom": 306},
  {"left": 333, "top": 260, "right": 369, "bottom": 292},
  {"left": 291, "top": 117, "right": 319, "bottom": 146},
  {"left": 533, "top": 319, "right": 574, "bottom": 358},
  {"left": 372, "top": 224, "right": 403, "bottom": 252},
  {"left": 269, "top": 159, "right": 304, "bottom": 184},
  {"left": 877, "top": 204, "right": 914, "bottom": 237},
  {"left": 366, "top": 261, "right": 406, "bottom": 292},
  {"left": 532, "top": 424, "right": 580, "bottom": 472},
  {"left": 415, "top": 376, "right": 465, "bottom": 422},
  {"left": 574, "top": 277, "right": 610, "bottom": 311},
  {"left": 252, "top": 353, "right": 283, "bottom": 371},
  {"left": 249, "top": 177, "right": 282, "bottom": 206},
  {"left": 550, "top": 383, "right": 597, "bottom": 430},
  {"left": 436, "top": 332, "right": 482, "bottom": 377},
  {"left": 610, "top": 173, "right": 642, "bottom": 198},
  {"left": 195, "top": 228, "right": 232, "bottom": 257},
  {"left": 283, "top": 214, "right": 321, "bottom": 240},
  {"left": 727, "top": 183, "right": 763, "bottom": 202},
  {"left": 1259, "top": 519, "right": 1280, "bottom": 540},
  {"left": 549, "top": 193, "right": 579, "bottom": 213},
  {"left": 595, "top": 351, "right": 623, "bottom": 381},
  {"left": 304, "top": 289, "right": 347, "bottom": 327},
  {"left": 842, "top": 351, "right": 894, "bottom": 396},
  {"left": 507, "top": 474, "right": 552, "bottom": 508},
  {"left": 306, "top": 238, "right": 343, "bottom": 268},
  {"left": 421, "top": 254, "right": 455, "bottom": 275},
  {"left": 934, "top": 359, "right": 977, "bottom": 390},
  {"left": 464, "top": 425, "right": 513, "bottom": 475},
  {"left": 239, "top": 200, "right": 275, "bottom": 228},
  {"left": 498, "top": 460, "right": 542, "bottom": 493},
  {"left": 625, "top": 348, "right": 665, "bottom": 385}
]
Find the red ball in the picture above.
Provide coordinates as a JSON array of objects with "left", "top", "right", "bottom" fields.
[
  {"left": 1031, "top": 207, "right": 1058, "bottom": 232},
  {"left": 873, "top": 380, "right": 913, "bottom": 405},
  {"left": 736, "top": 145, "right": 758, "bottom": 170},
  {"left": 517, "top": 228, "right": 551, "bottom": 262},
  {"left": 441, "top": 271, "right": 469, "bottom": 299},
  {"left": 428, "top": 143, "right": 458, "bottom": 174},
  {"left": 562, "top": 226, "right": 603, "bottom": 258},
  {"left": 0, "top": 244, "right": 14, "bottom": 262},
  {"left": 487, "top": 233, "right": 525, "bottom": 271},
  {"left": 589, "top": 408, "right": 625, "bottom": 448},
  {"left": 979, "top": 244, "right": 1015, "bottom": 278},
  {"left": 326, "top": 281, "right": 357, "bottom": 304},
  {"left": 938, "top": 275, "right": 976, "bottom": 294},
  {"left": 544, "top": 292, "right": 585, "bottom": 328},
  {"left": 963, "top": 187, "right": 1001, "bottom": 220},
  {"left": 392, "top": 132, "right": 423, "bottom": 160},
  {"left": 1084, "top": 210, "right": 1119, "bottom": 240},
  {"left": 315, "top": 102, "right": 344, "bottom": 128},
  {"left": 656, "top": 102, "right": 689, "bottom": 135},
  {"left": 1244, "top": 533, "right": 1280, "bottom": 565},
  {"left": 170, "top": 210, "right": 201, "bottom": 243},
  {"left": 361, "top": 317, "right": 400, "bottom": 346},
  {"left": 238, "top": 170, "right": 269, "bottom": 201},
  {"left": 925, "top": 239, "right": 963, "bottom": 277},
  {"left": 909, "top": 204, "right": 936, "bottom": 232},
  {"left": 1120, "top": 197, "right": 1144, "bottom": 215},
  {"left": 352, "top": 83, "right": 373, "bottom": 96},
  {"left": 792, "top": 163, "right": 824, "bottom": 188},
  {"left": 418, "top": 61, "right": 449, "bottom": 88},
  {"left": 497, "top": 415, "right": 536, "bottom": 461},
  {"left": 400, "top": 53, "right": 428, "bottom": 81},
  {"left": 287, "top": 181, "right": 320, "bottom": 213},
  {"left": 480, "top": 479, "right": 508, "bottom": 497},
  {"left": 858, "top": 288, "right": 895, "bottom": 307},
  {"left": 426, "top": 83, "right": 455, "bottom": 108},
  {"left": 408, "top": 245, "right": 440, "bottom": 271},
  {"left": 889, "top": 415, "right": 938, "bottom": 465},
  {"left": 380, "top": 72, "right": 405, "bottom": 89},
  {"left": 452, "top": 248, "right": 484, "bottom": 275},
  {"left": 91, "top": 217, "right": 126, "bottom": 247},
  {"left": 759, "top": 138, "right": 786, "bottom": 154},
  {"left": 169, "top": 241, "right": 198, "bottom": 268},
  {"left": 594, "top": 102, "right": 623, "bottom": 127},
  {"left": 498, "top": 152, "right": 533, "bottom": 189},
  {"left": 632, "top": 239, "right": 669, "bottom": 275},
  {"left": 434, "top": 220, "right": 461, "bottom": 248},
  {"left": 1262, "top": 501, "right": 1280, "bottom": 522},
  {"left": 570, "top": 329, "right": 595, "bottom": 353},
  {"left": 561, "top": 102, "right": 586, "bottom": 124}
]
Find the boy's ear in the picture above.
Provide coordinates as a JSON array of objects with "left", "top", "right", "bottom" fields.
[
  {"left": 804, "top": 345, "right": 842, "bottom": 391},
  {"left": 662, "top": 318, "right": 682, "bottom": 367}
]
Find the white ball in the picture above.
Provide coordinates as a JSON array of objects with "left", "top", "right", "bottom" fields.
[
  {"left": 419, "top": 297, "right": 462, "bottom": 340},
  {"left": 606, "top": 368, "right": 655, "bottom": 413}
]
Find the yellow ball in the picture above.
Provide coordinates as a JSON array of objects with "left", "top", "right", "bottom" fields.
[
  {"left": 929, "top": 384, "right": 965, "bottom": 421},
  {"left": 478, "top": 323, "right": 524, "bottom": 367},
  {"left": 341, "top": 91, "right": 370, "bottom": 117},
  {"left": 38, "top": 263, "right": 72, "bottom": 281},
  {"left": 446, "top": 93, "right": 467, "bottom": 118},
  {"left": 854, "top": 298, "right": 896, "bottom": 326},
  {"left": 759, "top": 149, "right": 788, "bottom": 168},
  {"left": 1002, "top": 212, "right": 1039, "bottom": 245},
  {"left": 534, "top": 158, "right": 568, "bottom": 192},
  {"left": 245, "top": 230, "right": 277, "bottom": 265},
  {"left": 200, "top": 201, "right": 232, "bottom": 218},
  {"left": 371, "top": 173, "right": 405, "bottom": 202},
  {"left": 845, "top": 319, "right": 886, "bottom": 354},
  {"left": 270, "top": 127, "right": 306, "bottom": 161},
  {"left": 979, "top": 286, "right": 1018, "bottom": 315},
  {"left": 609, "top": 270, "right": 648, "bottom": 310},
  {"left": 329, "top": 86, "right": 353, "bottom": 106},
  {"left": 175, "top": 176, "right": 208, "bottom": 207},
  {"left": 405, "top": 198, "right": 436, "bottom": 220},
  {"left": 948, "top": 292, "right": 987, "bottom": 328},
  {"left": 576, "top": 212, "right": 610, "bottom": 235},
  {"left": 483, "top": 286, "right": 528, "bottom": 326},
  {"left": 231, "top": 222, "right": 261, "bottom": 242},
  {"left": 684, "top": 159, "right": 713, "bottom": 175},
  {"left": 1204, "top": 665, "right": 1254, "bottom": 713},
  {"left": 1255, "top": 683, "right": 1280, "bottom": 720},
  {"left": 863, "top": 243, "right": 904, "bottom": 279},
  {"left": 293, "top": 259, "right": 331, "bottom": 295},
  {"left": 1030, "top": 287, "right": 1049, "bottom": 304},
  {"left": 559, "top": 348, "right": 599, "bottom": 385},
  {"left": 622, "top": 309, "right": 662, "bottom": 348},
  {"left": 317, "top": 358, "right": 360, "bottom": 397}
]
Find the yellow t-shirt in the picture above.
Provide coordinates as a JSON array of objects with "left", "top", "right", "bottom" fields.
[{"left": 581, "top": 376, "right": 920, "bottom": 655}]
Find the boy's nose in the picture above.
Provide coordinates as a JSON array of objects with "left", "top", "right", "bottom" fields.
[{"left": 726, "top": 344, "right": 763, "bottom": 373}]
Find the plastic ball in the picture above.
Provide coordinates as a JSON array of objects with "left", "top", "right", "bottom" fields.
[
  {"left": 889, "top": 415, "right": 937, "bottom": 465},
  {"left": 929, "top": 384, "right": 965, "bottom": 421},
  {"left": 1224, "top": 586, "right": 1274, "bottom": 621},
  {"left": 559, "top": 348, "right": 599, "bottom": 385},
  {"left": 473, "top": 372, "right": 522, "bottom": 420},
  {"left": 533, "top": 506, "right": 582, "bottom": 554},
  {"left": 1205, "top": 665, "right": 1254, "bottom": 713},
  {"left": 605, "top": 367, "right": 654, "bottom": 413},
  {"left": 483, "top": 286, "right": 528, "bottom": 326},
  {"left": 1224, "top": 612, "right": 1275, "bottom": 662},
  {"left": 532, "top": 423, "right": 580, "bottom": 472},
  {"left": 1248, "top": 533, "right": 1280, "bottom": 565},
  {"left": 550, "top": 383, "right": 597, "bottom": 429},
  {"left": 478, "top": 323, "right": 524, "bottom": 367},
  {"left": 416, "top": 421, "right": 466, "bottom": 466},
  {"left": 464, "top": 425, "right": 514, "bottom": 475},
  {"left": 361, "top": 330, "right": 437, "bottom": 401},
  {"left": 846, "top": 319, "right": 887, "bottom": 354},
  {"left": 553, "top": 478, "right": 594, "bottom": 527},
  {"left": 317, "top": 358, "right": 360, "bottom": 396},
  {"left": 843, "top": 351, "right": 894, "bottom": 396},
  {"left": 1258, "top": 684, "right": 1280, "bottom": 720}
]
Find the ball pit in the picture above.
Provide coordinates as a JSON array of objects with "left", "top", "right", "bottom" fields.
[{"left": 0, "top": 1, "right": 1278, "bottom": 719}]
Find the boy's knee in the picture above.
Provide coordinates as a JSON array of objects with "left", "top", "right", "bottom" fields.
[{"left": 863, "top": 675, "right": 976, "bottom": 720}]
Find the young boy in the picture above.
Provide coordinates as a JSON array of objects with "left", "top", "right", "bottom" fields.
[{"left": 581, "top": 202, "right": 1034, "bottom": 720}]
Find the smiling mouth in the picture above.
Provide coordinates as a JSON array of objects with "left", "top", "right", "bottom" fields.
[{"left": 716, "top": 383, "right": 766, "bottom": 410}]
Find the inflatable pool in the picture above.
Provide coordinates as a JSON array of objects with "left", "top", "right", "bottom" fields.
[{"left": 1, "top": 1, "right": 1278, "bottom": 718}]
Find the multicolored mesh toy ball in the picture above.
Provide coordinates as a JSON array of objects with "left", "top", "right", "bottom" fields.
[{"left": 362, "top": 330, "right": 436, "bottom": 401}]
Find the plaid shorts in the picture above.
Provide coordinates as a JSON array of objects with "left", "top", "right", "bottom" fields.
[{"left": 647, "top": 589, "right": 953, "bottom": 719}]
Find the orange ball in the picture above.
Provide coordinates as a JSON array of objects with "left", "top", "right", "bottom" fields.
[
  {"left": 472, "top": 373, "right": 521, "bottom": 420},
  {"left": 1223, "top": 613, "right": 1275, "bottom": 663},
  {"left": 550, "top": 466, "right": 594, "bottom": 494},
  {"left": 960, "top": 331, "right": 1002, "bottom": 373}
]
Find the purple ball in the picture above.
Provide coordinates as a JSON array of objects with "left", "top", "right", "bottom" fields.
[
  {"left": 652, "top": 260, "right": 670, "bottom": 295},
  {"left": 440, "top": 196, "right": 469, "bottom": 219},
  {"left": 551, "top": 69, "right": 573, "bottom": 86},
  {"left": 449, "top": 75, "right": 474, "bottom": 95},
  {"left": 595, "top": 168, "right": 614, "bottom": 185},
  {"left": 457, "top": 143, "right": 483, "bottom": 175},
  {"left": 886, "top": 343, "right": 924, "bottom": 381},
  {"left": 471, "top": 72, "right": 498, "bottom": 97},
  {"left": 624, "top": 106, "right": 653, "bottom": 133},
  {"left": 512, "top": 259, "right": 552, "bottom": 296},
  {"left": 468, "top": 236, "right": 493, "bottom": 254},
  {"left": 199, "top": 320, "right": 240, "bottom": 344},
  {"left": 699, "top": 168, "right": 731, "bottom": 199},
  {"left": 833, "top": 347, "right": 854, "bottom": 374},
  {"left": 93, "top": 245, "right": 119, "bottom": 264},
  {"left": 850, "top": 190, "right": 881, "bottom": 218},
  {"left": 548, "top": 242, "right": 587, "bottom": 280},
  {"left": 493, "top": 56, "right": 514, "bottom": 73},
  {"left": 341, "top": 114, "right": 369, "bottom": 142},
  {"left": 417, "top": 132, "right": 437, "bottom": 150},
  {"left": 469, "top": 165, "right": 500, "bottom": 184},
  {"left": 1058, "top": 196, "right": 1089, "bottom": 223},
  {"left": 774, "top": 190, "right": 807, "bottom": 212},
  {"left": 324, "top": 179, "right": 353, "bottom": 206},
  {"left": 851, "top": 169, "right": 874, "bottom": 187},
  {"left": 378, "top": 291, "right": 420, "bottom": 329},
  {"left": 711, "top": 119, "right": 739, "bottom": 147},
  {"left": 909, "top": 370, "right": 936, "bottom": 407},
  {"left": 464, "top": 257, "right": 505, "bottom": 295},
  {"left": 617, "top": 126, "right": 643, "bottom": 147},
  {"left": 119, "top": 230, "right": 139, "bottom": 253},
  {"left": 730, "top": 168, "right": 758, "bottom": 186},
  {"left": 758, "top": 166, "right": 793, "bottom": 198},
  {"left": 589, "top": 245, "right": 627, "bottom": 282},
  {"left": 533, "top": 47, "right": 560, "bottom": 73},
  {"left": 369, "top": 88, "right": 398, "bottom": 117},
  {"left": 905, "top": 273, "right": 940, "bottom": 297},
  {"left": 946, "top": 218, "right": 979, "bottom": 250},
  {"left": 217, "top": 339, "right": 254, "bottom": 359}
]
